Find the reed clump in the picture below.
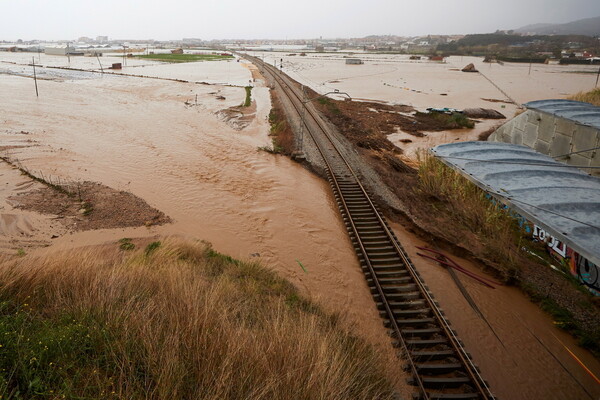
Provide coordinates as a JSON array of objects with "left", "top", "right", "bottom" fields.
[
  {"left": 568, "top": 88, "right": 600, "bottom": 106},
  {"left": 417, "top": 152, "right": 522, "bottom": 274}
]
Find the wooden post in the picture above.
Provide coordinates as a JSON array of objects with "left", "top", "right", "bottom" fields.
[
  {"left": 96, "top": 53, "right": 104, "bottom": 73},
  {"left": 32, "top": 57, "right": 39, "bottom": 98},
  {"left": 596, "top": 66, "right": 600, "bottom": 87}
]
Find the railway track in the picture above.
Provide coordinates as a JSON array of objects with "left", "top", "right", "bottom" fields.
[{"left": 247, "top": 55, "right": 495, "bottom": 400}]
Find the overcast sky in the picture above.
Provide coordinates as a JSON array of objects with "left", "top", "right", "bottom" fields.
[{"left": 2, "top": 0, "right": 600, "bottom": 41}]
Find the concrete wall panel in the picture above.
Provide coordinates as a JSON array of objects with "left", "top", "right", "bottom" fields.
[{"left": 489, "top": 109, "right": 600, "bottom": 176}]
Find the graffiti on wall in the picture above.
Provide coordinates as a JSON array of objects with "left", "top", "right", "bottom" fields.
[{"left": 532, "top": 224, "right": 599, "bottom": 295}]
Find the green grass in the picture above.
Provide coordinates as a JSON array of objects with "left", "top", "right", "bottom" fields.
[
  {"left": 243, "top": 86, "right": 252, "bottom": 107},
  {"left": 81, "top": 201, "right": 93, "bottom": 216},
  {"left": 144, "top": 241, "right": 161, "bottom": 255},
  {"left": 568, "top": 88, "right": 600, "bottom": 107},
  {"left": 136, "top": 54, "right": 233, "bottom": 63},
  {"left": 118, "top": 238, "right": 135, "bottom": 251},
  {"left": 417, "top": 111, "right": 475, "bottom": 129},
  {"left": 317, "top": 97, "right": 341, "bottom": 115}
]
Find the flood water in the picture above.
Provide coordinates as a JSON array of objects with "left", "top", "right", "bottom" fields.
[
  {"left": 253, "top": 52, "right": 598, "bottom": 159},
  {"left": 1, "top": 52, "right": 599, "bottom": 399}
]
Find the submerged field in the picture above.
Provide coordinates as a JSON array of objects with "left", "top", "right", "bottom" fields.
[
  {"left": 0, "top": 238, "right": 396, "bottom": 399},
  {"left": 1, "top": 50, "right": 599, "bottom": 400},
  {"left": 137, "top": 53, "right": 233, "bottom": 63}
]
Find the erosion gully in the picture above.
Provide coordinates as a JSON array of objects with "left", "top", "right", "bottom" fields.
[{"left": 248, "top": 54, "right": 495, "bottom": 400}]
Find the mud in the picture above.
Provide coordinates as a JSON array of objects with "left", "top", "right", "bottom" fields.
[
  {"left": 10, "top": 180, "right": 170, "bottom": 231},
  {"left": 215, "top": 101, "right": 257, "bottom": 130}
]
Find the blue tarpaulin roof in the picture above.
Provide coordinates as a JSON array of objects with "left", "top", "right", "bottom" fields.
[{"left": 431, "top": 141, "right": 600, "bottom": 266}]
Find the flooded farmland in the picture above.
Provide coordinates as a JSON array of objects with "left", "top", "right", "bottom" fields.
[{"left": 1, "top": 51, "right": 599, "bottom": 399}]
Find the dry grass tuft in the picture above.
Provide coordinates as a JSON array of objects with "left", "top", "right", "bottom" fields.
[
  {"left": 0, "top": 238, "right": 395, "bottom": 399},
  {"left": 568, "top": 88, "right": 600, "bottom": 106},
  {"left": 417, "top": 152, "right": 522, "bottom": 276}
]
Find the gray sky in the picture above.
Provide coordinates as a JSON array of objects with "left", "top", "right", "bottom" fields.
[{"left": 2, "top": 0, "right": 600, "bottom": 41}]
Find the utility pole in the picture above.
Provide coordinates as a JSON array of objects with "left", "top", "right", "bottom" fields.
[{"left": 32, "top": 57, "right": 39, "bottom": 97}]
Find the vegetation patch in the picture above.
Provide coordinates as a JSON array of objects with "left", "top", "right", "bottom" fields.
[
  {"left": 521, "top": 282, "right": 600, "bottom": 357},
  {"left": 415, "top": 111, "right": 475, "bottom": 129},
  {"left": 118, "top": 238, "right": 135, "bottom": 251},
  {"left": 568, "top": 88, "right": 600, "bottom": 107},
  {"left": 417, "top": 153, "right": 522, "bottom": 274},
  {"left": 243, "top": 86, "right": 252, "bottom": 107},
  {"left": 0, "top": 238, "right": 396, "bottom": 399},
  {"left": 264, "top": 92, "right": 295, "bottom": 155},
  {"left": 137, "top": 54, "right": 233, "bottom": 63}
]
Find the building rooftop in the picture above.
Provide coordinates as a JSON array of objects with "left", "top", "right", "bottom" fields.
[
  {"left": 524, "top": 99, "right": 600, "bottom": 130},
  {"left": 431, "top": 141, "right": 600, "bottom": 266}
]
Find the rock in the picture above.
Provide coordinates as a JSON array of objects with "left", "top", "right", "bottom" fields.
[
  {"left": 462, "top": 108, "right": 506, "bottom": 119},
  {"left": 461, "top": 63, "right": 478, "bottom": 73}
]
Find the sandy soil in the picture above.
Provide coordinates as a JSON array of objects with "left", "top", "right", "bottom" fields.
[{"left": 250, "top": 52, "right": 598, "bottom": 158}]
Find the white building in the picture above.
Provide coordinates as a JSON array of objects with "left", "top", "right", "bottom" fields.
[{"left": 44, "top": 46, "right": 68, "bottom": 56}]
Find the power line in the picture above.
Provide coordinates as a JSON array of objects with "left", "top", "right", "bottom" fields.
[
  {"left": 492, "top": 191, "right": 600, "bottom": 231},
  {"left": 554, "top": 146, "right": 600, "bottom": 158},
  {"left": 436, "top": 155, "right": 600, "bottom": 170}
]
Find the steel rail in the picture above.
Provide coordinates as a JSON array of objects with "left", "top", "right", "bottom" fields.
[{"left": 250, "top": 54, "right": 495, "bottom": 400}]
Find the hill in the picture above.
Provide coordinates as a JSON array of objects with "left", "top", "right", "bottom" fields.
[{"left": 515, "top": 16, "right": 600, "bottom": 36}]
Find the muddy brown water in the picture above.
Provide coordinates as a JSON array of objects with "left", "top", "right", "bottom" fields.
[{"left": 1, "top": 52, "right": 599, "bottom": 399}]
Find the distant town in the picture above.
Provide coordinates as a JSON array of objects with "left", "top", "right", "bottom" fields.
[{"left": 2, "top": 31, "right": 599, "bottom": 64}]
